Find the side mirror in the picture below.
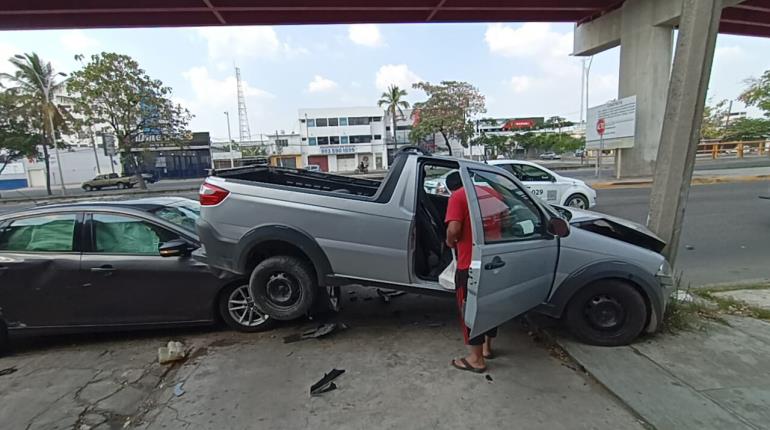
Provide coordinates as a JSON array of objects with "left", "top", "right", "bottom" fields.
[
  {"left": 547, "top": 217, "right": 570, "bottom": 238},
  {"left": 159, "top": 239, "right": 196, "bottom": 257}
]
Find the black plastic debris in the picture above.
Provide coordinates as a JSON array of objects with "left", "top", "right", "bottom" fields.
[
  {"left": 485, "top": 375, "right": 493, "bottom": 383},
  {"left": 283, "top": 323, "right": 346, "bottom": 344},
  {"left": 310, "top": 368, "right": 345, "bottom": 396},
  {"left": 0, "top": 367, "right": 17, "bottom": 377},
  {"left": 376, "top": 289, "right": 407, "bottom": 304}
]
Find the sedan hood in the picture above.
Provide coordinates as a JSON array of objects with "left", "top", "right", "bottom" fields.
[{"left": 558, "top": 206, "right": 666, "bottom": 253}]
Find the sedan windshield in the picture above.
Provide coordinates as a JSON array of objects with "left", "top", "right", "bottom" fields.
[{"left": 149, "top": 199, "right": 200, "bottom": 233}]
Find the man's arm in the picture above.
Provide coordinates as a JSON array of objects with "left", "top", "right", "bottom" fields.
[{"left": 446, "top": 220, "right": 462, "bottom": 249}]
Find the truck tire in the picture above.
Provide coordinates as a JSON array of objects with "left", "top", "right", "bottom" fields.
[
  {"left": 117, "top": 182, "right": 127, "bottom": 189},
  {"left": 83, "top": 185, "right": 93, "bottom": 192},
  {"left": 218, "top": 283, "right": 275, "bottom": 332},
  {"left": 250, "top": 256, "right": 318, "bottom": 321},
  {"left": 565, "top": 279, "right": 647, "bottom": 346}
]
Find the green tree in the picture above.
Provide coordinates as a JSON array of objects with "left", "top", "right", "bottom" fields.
[
  {"left": 410, "top": 81, "right": 486, "bottom": 156},
  {"left": 0, "top": 91, "right": 39, "bottom": 176},
  {"left": 68, "top": 52, "right": 191, "bottom": 189},
  {"left": 472, "top": 133, "right": 511, "bottom": 159},
  {"left": 723, "top": 117, "right": 770, "bottom": 141},
  {"left": 0, "top": 53, "right": 70, "bottom": 195},
  {"left": 701, "top": 99, "right": 729, "bottom": 140},
  {"left": 739, "top": 70, "right": 770, "bottom": 117},
  {"left": 377, "top": 85, "right": 410, "bottom": 148}
]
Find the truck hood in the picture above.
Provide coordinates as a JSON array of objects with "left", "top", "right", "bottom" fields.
[{"left": 557, "top": 206, "right": 666, "bottom": 253}]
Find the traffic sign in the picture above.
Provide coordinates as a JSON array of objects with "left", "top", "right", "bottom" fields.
[{"left": 596, "top": 118, "right": 606, "bottom": 136}]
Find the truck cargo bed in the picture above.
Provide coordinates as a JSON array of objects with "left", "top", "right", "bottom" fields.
[{"left": 214, "top": 166, "right": 383, "bottom": 197}]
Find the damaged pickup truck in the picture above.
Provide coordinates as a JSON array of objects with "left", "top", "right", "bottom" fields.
[{"left": 196, "top": 148, "right": 674, "bottom": 346}]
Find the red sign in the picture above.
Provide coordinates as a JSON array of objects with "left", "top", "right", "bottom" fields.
[
  {"left": 596, "top": 118, "right": 606, "bottom": 136},
  {"left": 502, "top": 118, "right": 537, "bottom": 130}
]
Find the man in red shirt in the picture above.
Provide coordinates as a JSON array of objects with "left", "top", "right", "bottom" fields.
[{"left": 444, "top": 172, "right": 498, "bottom": 373}]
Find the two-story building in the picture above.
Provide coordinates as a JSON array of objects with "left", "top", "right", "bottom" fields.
[{"left": 298, "top": 107, "right": 388, "bottom": 172}]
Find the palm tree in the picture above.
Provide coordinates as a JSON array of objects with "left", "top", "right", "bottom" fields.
[
  {"left": 1, "top": 53, "right": 68, "bottom": 195},
  {"left": 378, "top": 85, "right": 410, "bottom": 149}
]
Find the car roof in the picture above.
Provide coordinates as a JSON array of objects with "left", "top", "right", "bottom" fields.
[{"left": 0, "top": 197, "right": 197, "bottom": 220}]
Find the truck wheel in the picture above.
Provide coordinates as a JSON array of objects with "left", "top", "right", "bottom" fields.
[
  {"left": 218, "top": 283, "right": 275, "bottom": 332},
  {"left": 565, "top": 194, "right": 589, "bottom": 209},
  {"left": 250, "top": 256, "right": 317, "bottom": 321},
  {"left": 117, "top": 182, "right": 126, "bottom": 189},
  {"left": 83, "top": 185, "right": 93, "bottom": 192},
  {"left": 565, "top": 280, "right": 647, "bottom": 346}
]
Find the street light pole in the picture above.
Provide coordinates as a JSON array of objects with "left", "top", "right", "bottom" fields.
[{"left": 224, "top": 111, "right": 234, "bottom": 168}]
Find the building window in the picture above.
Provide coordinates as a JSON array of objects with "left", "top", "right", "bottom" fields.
[
  {"left": 370, "top": 116, "right": 382, "bottom": 122},
  {"left": 301, "top": 137, "right": 307, "bottom": 141},
  {"left": 309, "top": 137, "right": 317, "bottom": 146},
  {"left": 339, "top": 117, "right": 348, "bottom": 126},
  {"left": 348, "top": 117, "right": 370, "bottom": 126},
  {"left": 317, "top": 136, "right": 330, "bottom": 145},
  {"left": 328, "top": 118, "right": 339, "bottom": 127},
  {"left": 341, "top": 136, "right": 349, "bottom": 144},
  {"left": 373, "top": 134, "right": 382, "bottom": 140},
  {"left": 276, "top": 139, "right": 289, "bottom": 147},
  {"left": 330, "top": 136, "right": 340, "bottom": 145},
  {"left": 307, "top": 119, "right": 316, "bottom": 127},
  {"left": 316, "top": 118, "right": 328, "bottom": 127},
  {"left": 396, "top": 125, "right": 412, "bottom": 131},
  {"left": 349, "top": 135, "right": 372, "bottom": 144}
]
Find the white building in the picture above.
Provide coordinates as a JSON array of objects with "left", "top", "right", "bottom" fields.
[{"left": 299, "top": 107, "right": 388, "bottom": 172}]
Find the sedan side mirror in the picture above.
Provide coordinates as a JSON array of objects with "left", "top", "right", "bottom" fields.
[
  {"left": 159, "top": 239, "right": 196, "bottom": 257},
  {"left": 547, "top": 217, "right": 570, "bottom": 238}
]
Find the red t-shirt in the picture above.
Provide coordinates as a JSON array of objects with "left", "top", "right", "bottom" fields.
[
  {"left": 445, "top": 187, "right": 474, "bottom": 270},
  {"left": 445, "top": 186, "right": 505, "bottom": 270}
]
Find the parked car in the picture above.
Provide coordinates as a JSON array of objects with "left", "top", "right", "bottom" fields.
[
  {"left": 539, "top": 152, "right": 562, "bottom": 160},
  {"left": 305, "top": 164, "right": 321, "bottom": 172},
  {"left": 426, "top": 160, "right": 596, "bottom": 209},
  {"left": 196, "top": 148, "right": 674, "bottom": 346},
  {"left": 81, "top": 173, "right": 138, "bottom": 191},
  {"left": 141, "top": 172, "right": 159, "bottom": 184},
  {"left": 0, "top": 197, "right": 293, "bottom": 352}
]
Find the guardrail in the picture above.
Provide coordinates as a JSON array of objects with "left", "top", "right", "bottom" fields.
[{"left": 698, "top": 140, "right": 769, "bottom": 159}]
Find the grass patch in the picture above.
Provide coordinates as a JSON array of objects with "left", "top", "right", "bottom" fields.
[
  {"left": 695, "top": 291, "right": 770, "bottom": 321},
  {"left": 662, "top": 277, "right": 726, "bottom": 333}
]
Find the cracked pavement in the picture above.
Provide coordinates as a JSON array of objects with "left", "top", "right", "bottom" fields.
[{"left": 1, "top": 288, "right": 648, "bottom": 429}]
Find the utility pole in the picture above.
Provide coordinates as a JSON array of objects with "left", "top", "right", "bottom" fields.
[
  {"left": 90, "top": 125, "right": 102, "bottom": 174},
  {"left": 224, "top": 111, "right": 234, "bottom": 168},
  {"left": 647, "top": 0, "right": 720, "bottom": 266}
]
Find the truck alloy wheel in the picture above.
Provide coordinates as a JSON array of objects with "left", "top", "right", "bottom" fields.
[{"left": 249, "top": 256, "right": 317, "bottom": 321}]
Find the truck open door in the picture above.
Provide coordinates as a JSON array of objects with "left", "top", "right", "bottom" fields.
[{"left": 458, "top": 166, "right": 562, "bottom": 339}]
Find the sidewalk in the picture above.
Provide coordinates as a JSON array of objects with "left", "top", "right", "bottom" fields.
[
  {"left": 555, "top": 286, "right": 770, "bottom": 430},
  {"left": 588, "top": 166, "right": 770, "bottom": 189}
]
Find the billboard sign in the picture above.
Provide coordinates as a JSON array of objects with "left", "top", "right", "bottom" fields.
[
  {"left": 501, "top": 117, "right": 544, "bottom": 130},
  {"left": 586, "top": 96, "right": 636, "bottom": 149}
]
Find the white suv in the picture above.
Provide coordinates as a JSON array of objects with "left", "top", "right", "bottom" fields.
[{"left": 488, "top": 159, "right": 596, "bottom": 208}]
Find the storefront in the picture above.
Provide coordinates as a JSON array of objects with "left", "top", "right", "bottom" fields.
[{"left": 125, "top": 132, "right": 212, "bottom": 179}]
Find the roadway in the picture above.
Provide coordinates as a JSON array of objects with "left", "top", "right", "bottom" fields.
[{"left": 1, "top": 180, "right": 768, "bottom": 287}]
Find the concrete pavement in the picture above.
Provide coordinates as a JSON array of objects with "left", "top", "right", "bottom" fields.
[
  {"left": 558, "top": 315, "right": 770, "bottom": 430},
  {"left": 0, "top": 288, "right": 647, "bottom": 430}
]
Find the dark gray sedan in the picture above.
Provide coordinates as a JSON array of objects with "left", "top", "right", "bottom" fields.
[{"left": 0, "top": 197, "right": 272, "bottom": 351}]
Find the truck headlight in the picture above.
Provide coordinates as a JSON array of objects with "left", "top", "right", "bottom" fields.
[{"left": 656, "top": 261, "right": 674, "bottom": 287}]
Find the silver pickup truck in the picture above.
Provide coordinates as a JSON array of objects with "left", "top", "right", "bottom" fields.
[{"left": 196, "top": 148, "right": 673, "bottom": 346}]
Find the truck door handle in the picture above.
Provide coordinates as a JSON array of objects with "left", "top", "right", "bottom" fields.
[
  {"left": 484, "top": 257, "right": 506, "bottom": 270},
  {"left": 90, "top": 265, "right": 115, "bottom": 275}
]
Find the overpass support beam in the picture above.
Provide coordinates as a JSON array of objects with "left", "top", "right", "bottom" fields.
[{"left": 647, "top": 0, "right": 721, "bottom": 265}]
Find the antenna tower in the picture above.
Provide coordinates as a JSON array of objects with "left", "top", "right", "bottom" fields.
[{"left": 235, "top": 66, "right": 252, "bottom": 142}]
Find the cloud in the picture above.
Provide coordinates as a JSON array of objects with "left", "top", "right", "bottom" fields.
[
  {"left": 181, "top": 66, "right": 274, "bottom": 110},
  {"left": 307, "top": 75, "right": 338, "bottom": 93},
  {"left": 485, "top": 23, "right": 572, "bottom": 58},
  {"left": 196, "top": 26, "right": 307, "bottom": 60},
  {"left": 348, "top": 24, "right": 383, "bottom": 47},
  {"left": 59, "top": 30, "right": 99, "bottom": 54},
  {"left": 509, "top": 76, "right": 532, "bottom": 93},
  {"left": 375, "top": 64, "right": 422, "bottom": 92},
  {"left": 715, "top": 45, "right": 744, "bottom": 61}
]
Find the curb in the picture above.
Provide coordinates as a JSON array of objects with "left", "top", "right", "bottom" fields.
[
  {"left": 0, "top": 187, "right": 199, "bottom": 205},
  {"left": 591, "top": 174, "right": 770, "bottom": 189}
]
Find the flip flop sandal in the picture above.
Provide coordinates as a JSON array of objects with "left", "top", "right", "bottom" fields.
[
  {"left": 452, "top": 358, "right": 487, "bottom": 374},
  {"left": 483, "top": 352, "right": 495, "bottom": 360}
]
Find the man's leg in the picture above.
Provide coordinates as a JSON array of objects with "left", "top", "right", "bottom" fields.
[
  {"left": 452, "top": 269, "right": 486, "bottom": 370},
  {"left": 483, "top": 327, "right": 498, "bottom": 358}
]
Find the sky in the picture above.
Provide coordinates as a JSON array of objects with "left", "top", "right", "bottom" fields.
[{"left": 1, "top": 23, "right": 768, "bottom": 141}]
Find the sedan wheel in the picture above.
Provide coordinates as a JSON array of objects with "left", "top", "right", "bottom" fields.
[
  {"left": 219, "top": 284, "right": 274, "bottom": 332},
  {"left": 565, "top": 194, "right": 589, "bottom": 209}
]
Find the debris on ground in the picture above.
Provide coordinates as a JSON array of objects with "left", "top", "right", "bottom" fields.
[
  {"left": 485, "top": 374, "right": 494, "bottom": 383},
  {"left": 427, "top": 322, "right": 444, "bottom": 328},
  {"left": 376, "top": 289, "right": 406, "bottom": 304},
  {"left": 283, "top": 322, "right": 348, "bottom": 344},
  {"left": 158, "top": 341, "right": 187, "bottom": 364},
  {"left": 0, "top": 367, "right": 17, "bottom": 377},
  {"left": 685, "top": 245, "right": 695, "bottom": 250},
  {"left": 674, "top": 290, "right": 695, "bottom": 303},
  {"left": 310, "top": 368, "right": 345, "bottom": 396},
  {"left": 173, "top": 382, "right": 185, "bottom": 397}
]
